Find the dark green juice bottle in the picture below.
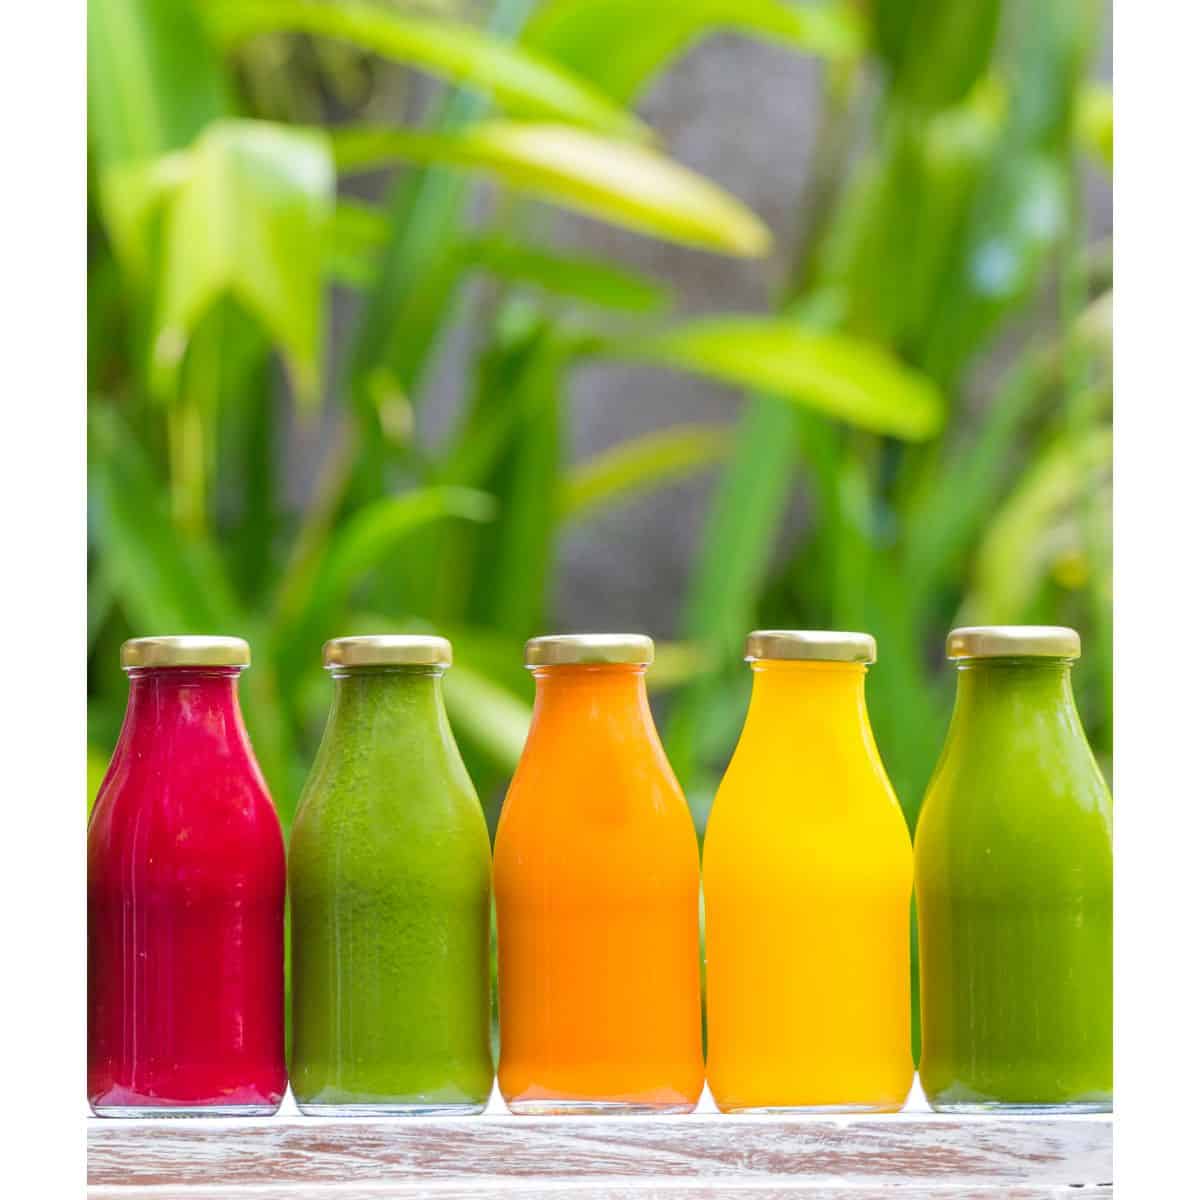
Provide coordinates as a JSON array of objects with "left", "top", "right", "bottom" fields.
[
  {"left": 915, "top": 626, "right": 1112, "bottom": 1113},
  {"left": 289, "top": 636, "right": 493, "bottom": 1115}
]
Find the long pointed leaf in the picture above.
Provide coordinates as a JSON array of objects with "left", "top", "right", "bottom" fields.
[
  {"left": 462, "top": 235, "right": 670, "bottom": 312},
  {"left": 561, "top": 425, "right": 730, "bottom": 522},
  {"left": 208, "top": 0, "right": 645, "bottom": 139},
  {"left": 332, "top": 123, "right": 771, "bottom": 257},
  {"left": 524, "top": 0, "right": 863, "bottom": 101},
  {"left": 307, "top": 487, "right": 498, "bottom": 622},
  {"left": 594, "top": 318, "right": 944, "bottom": 439},
  {"left": 329, "top": 203, "right": 670, "bottom": 310}
]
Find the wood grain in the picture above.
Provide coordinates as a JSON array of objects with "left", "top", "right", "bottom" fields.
[
  {"left": 88, "top": 1113, "right": 1112, "bottom": 1197},
  {"left": 90, "top": 1187, "right": 1112, "bottom": 1200}
]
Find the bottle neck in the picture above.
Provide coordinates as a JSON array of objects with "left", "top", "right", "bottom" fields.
[
  {"left": 327, "top": 665, "right": 451, "bottom": 736},
  {"left": 528, "top": 663, "right": 652, "bottom": 733},
  {"left": 123, "top": 666, "right": 243, "bottom": 726},
  {"left": 947, "top": 657, "right": 1084, "bottom": 745},
  {"left": 116, "top": 666, "right": 253, "bottom": 765},
  {"left": 953, "top": 657, "right": 1076, "bottom": 709},
  {"left": 744, "top": 659, "right": 871, "bottom": 730}
]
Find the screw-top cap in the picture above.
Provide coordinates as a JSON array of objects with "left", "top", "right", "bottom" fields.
[
  {"left": 946, "top": 625, "right": 1081, "bottom": 660},
  {"left": 121, "top": 636, "right": 251, "bottom": 670},
  {"left": 323, "top": 635, "right": 452, "bottom": 669},
  {"left": 524, "top": 633, "right": 654, "bottom": 667},
  {"left": 745, "top": 630, "right": 876, "bottom": 664}
]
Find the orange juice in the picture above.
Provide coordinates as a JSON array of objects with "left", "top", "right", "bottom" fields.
[
  {"left": 703, "top": 631, "right": 913, "bottom": 1112},
  {"left": 494, "top": 635, "right": 704, "bottom": 1114}
]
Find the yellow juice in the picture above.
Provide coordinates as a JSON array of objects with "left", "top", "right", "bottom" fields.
[{"left": 702, "top": 632, "right": 913, "bottom": 1112}]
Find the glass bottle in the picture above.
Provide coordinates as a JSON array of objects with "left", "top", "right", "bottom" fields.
[
  {"left": 915, "top": 626, "right": 1113, "bottom": 1113},
  {"left": 87, "top": 637, "right": 286, "bottom": 1116},
  {"left": 494, "top": 635, "right": 704, "bottom": 1114},
  {"left": 704, "top": 631, "right": 914, "bottom": 1112},
  {"left": 288, "top": 636, "right": 493, "bottom": 1115}
]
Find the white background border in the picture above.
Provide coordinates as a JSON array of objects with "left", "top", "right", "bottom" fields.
[{"left": 1, "top": 0, "right": 1192, "bottom": 1192}]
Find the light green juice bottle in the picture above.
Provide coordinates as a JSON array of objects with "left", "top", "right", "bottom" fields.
[
  {"left": 915, "top": 626, "right": 1112, "bottom": 1113},
  {"left": 288, "top": 636, "right": 493, "bottom": 1115}
]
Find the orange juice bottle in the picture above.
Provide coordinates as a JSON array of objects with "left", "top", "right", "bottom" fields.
[
  {"left": 494, "top": 634, "right": 704, "bottom": 1114},
  {"left": 703, "top": 631, "right": 913, "bottom": 1112}
]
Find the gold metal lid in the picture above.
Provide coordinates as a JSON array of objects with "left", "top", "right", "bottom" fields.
[
  {"left": 525, "top": 633, "right": 654, "bottom": 667},
  {"left": 121, "top": 636, "right": 250, "bottom": 670},
  {"left": 324, "top": 635, "right": 452, "bottom": 669},
  {"left": 946, "top": 625, "right": 1081, "bottom": 660},
  {"left": 745, "top": 630, "right": 876, "bottom": 664}
]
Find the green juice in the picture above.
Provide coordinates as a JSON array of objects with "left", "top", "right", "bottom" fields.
[
  {"left": 288, "top": 645, "right": 493, "bottom": 1114},
  {"left": 914, "top": 634, "right": 1112, "bottom": 1113}
]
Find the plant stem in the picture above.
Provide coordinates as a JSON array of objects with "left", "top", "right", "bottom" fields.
[
  {"left": 167, "top": 326, "right": 220, "bottom": 539},
  {"left": 781, "top": 58, "right": 861, "bottom": 306},
  {"left": 273, "top": 419, "right": 358, "bottom": 624}
]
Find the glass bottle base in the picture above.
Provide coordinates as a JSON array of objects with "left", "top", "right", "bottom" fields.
[
  {"left": 930, "top": 1099, "right": 1112, "bottom": 1115},
  {"left": 91, "top": 1103, "right": 280, "bottom": 1119},
  {"left": 718, "top": 1101, "right": 905, "bottom": 1115},
  {"left": 505, "top": 1098, "right": 697, "bottom": 1116},
  {"left": 296, "top": 1101, "right": 487, "bottom": 1118}
]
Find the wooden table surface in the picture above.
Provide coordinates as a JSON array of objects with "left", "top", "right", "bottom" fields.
[{"left": 88, "top": 1090, "right": 1112, "bottom": 1198}]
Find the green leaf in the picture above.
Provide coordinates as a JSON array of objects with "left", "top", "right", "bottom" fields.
[
  {"left": 88, "top": 0, "right": 229, "bottom": 167},
  {"left": 150, "top": 120, "right": 335, "bottom": 404},
  {"left": 442, "top": 663, "right": 532, "bottom": 773},
  {"left": 593, "top": 318, "right": 944, "bottom": 439},
  {"left": 332, "top": 122, "right": 771, "bottom": 257},
  {"left": 461, "top": 235, "right": 670, "bottom": 312},
  {"left": 560, "top": 425, "right": 730, "bottom": 522},
  {"left": 869, "top": 0, "right": 1001, "bottom": 111},
  {"left": 964, "top": 428, "right": 1112, "bottom": 622},
  {"left": 89, "top": 408, "right": 242, "bottom": 632},
  {"left": 88, "top": 0, "right": 231, "bottom": 273},
  {"left": 469, "top": 335, "right": 567, "bottom": 636},
  {"left": 1008, "top": 0, "right": 1098, "bottom": 153},
  {"left": 905, "top": 351, "right": 1047, "bottom": 599},
  {"left": 1076, "top": 83, "right": 1113, "bottom": 171},
  {"left": 344, "top": 96, "right": 489, "bottom": 413},
  {"left": 922, "top": 153, "right": 1070, "bottom": 380},
  {"left": 280, "top": 487, "right": 498, "bottom": 641},
  {"left": 835, "top": 90, "right": 1003, "bottom": 349},
  {"left": 208, "top": 0, "right": 645, "bottom": 140},
  {"left": 523, "top": 0, "right": 864, "bottom": 102},
  {"left": 903, "top": 287, "right": 1111, "bottom": 602},
  {"left": 328, "top": 204, "right": 669, "bottom": 310},
  {"left": 327, "top": 200, "right": 389, "bottom": 288},
  {"left": 916, "top": 0, "right": 1096, "bottom": 379}
]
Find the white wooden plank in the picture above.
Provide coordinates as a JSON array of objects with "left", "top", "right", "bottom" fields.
[
  {"left": 90, "top": 1185, "right": 1113, "bottom": 1200},
  {"left": 87, "top": 1113, "right": 1112, "bottom": 1195}
]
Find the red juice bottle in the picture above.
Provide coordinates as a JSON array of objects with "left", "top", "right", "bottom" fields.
[{"left": 88, "top": 637, "right": 287, "bottom": 1116}]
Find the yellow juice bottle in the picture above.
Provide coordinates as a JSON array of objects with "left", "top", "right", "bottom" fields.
[{"left": 703, "top": 631, "right": 913, "bottom": 1112}]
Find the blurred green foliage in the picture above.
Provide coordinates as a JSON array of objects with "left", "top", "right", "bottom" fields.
[{"left": 88, "top": 0, "right": 1111, "bottom": 850}]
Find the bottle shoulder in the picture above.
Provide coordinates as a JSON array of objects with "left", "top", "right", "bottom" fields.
[
  {"left": 915, "top": 732, "right": 1112, "bottom": 889},
  {"left": 918, "top": 722, "right": 1111, "bottom": 825},
  {"left": 709, "top": 730, "right": 906, "bottom": 823},
  {"left": 88, "top": 762, "right": 284, "bottom": 889}
]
